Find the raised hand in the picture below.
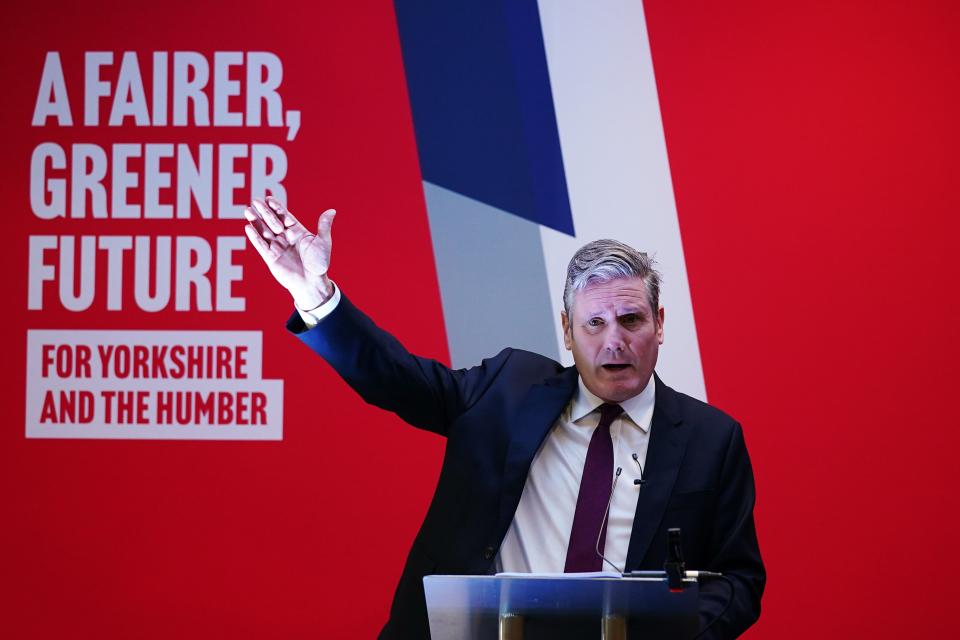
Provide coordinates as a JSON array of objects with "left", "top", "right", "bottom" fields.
[{"left": 243, "top": 197, "right": 337, "bottom": 310}]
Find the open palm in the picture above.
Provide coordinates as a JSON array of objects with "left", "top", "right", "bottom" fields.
[{"left": 244, "top": 197, "right": 336, "bottom": 307}]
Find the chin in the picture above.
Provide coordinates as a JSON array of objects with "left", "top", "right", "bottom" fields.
[
  {"left": 604, "top": 381, "right": 645, "bottom": 403},
  {"left": 594, "top": 386, "right": 630, "bottom": 403}
]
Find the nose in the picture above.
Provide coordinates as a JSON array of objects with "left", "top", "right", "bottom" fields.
[{"left": 604, "top": 325, "right": 626, "bottom": 354}]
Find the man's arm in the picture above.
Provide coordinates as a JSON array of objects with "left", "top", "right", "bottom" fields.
[
  {"left": 289, "top": 292, "right": 510, "bottom": 436},
  {"left": 243, "top": 197, "right": 506, "bottom": 436},
  {"left": 699, "top": 422, "right": 765, "bottom": 639}
]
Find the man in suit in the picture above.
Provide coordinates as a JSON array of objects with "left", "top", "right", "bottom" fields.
[{"left": 244, "top": 197, "right": 765, "bottom": 639}]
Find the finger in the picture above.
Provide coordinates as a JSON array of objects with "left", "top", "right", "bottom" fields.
[
  {"left": 244, "top": 224, "right": 273, "bottom": 260},
  {"left": 266, "top": 196, "right": 300, "bottom": 228},
  {"left": 253, "top": 198, "right": 284, "bottom": 234},
  {"left": 316, "top": 209, "right": 337, "bottom": 241},
  {"left": 246, "top": 216, "right": 276, "bottom": 242},
  {"left": 259, "top": 224, "right": 277, "bottom": 242},
  {"left": 245, "top": 202, "right": 268, "bottom": 225},
  {"left": 257, "top": 221, "right": 277, "bottom": 242}
]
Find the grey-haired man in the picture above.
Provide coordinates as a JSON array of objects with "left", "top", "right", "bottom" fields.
[{"left": 244, "top": 197, "right": 765, "bottom": 639}]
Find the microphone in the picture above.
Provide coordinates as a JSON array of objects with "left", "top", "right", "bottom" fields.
[
  {"left": 595, "top": 467, "right": 624, "bottom": 574},
  {"left": 684, "top": 570, "right": 723, "bottom": 579},
  {"left": 632, "top": 453, "right": 646, "bottom": 487},
  {"left": 665, "top": 528, "right": 686, "bottom": 590}
]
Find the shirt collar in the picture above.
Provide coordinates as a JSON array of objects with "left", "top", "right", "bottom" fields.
[{"left": 570, "top": 373, "right": 656, "bottom": 433}]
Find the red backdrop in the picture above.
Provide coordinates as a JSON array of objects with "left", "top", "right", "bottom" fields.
[
  {"left": 644, "top": 1, "right": 960, "bottom": 636},
  {"left": 1, "top": 1, "right": 958, "bottom": 637}
]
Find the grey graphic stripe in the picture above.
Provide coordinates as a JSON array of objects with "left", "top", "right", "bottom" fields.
[{"left": 423, "top": 181, "right": 560, "bottom": 369}]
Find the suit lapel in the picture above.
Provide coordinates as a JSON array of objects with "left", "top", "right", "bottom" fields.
[
  {"left": 496, "top": 367, "right": 578, "bottom": 540},
  {"left": 624, "top": 375, "right": 691, "bottom": 570}
]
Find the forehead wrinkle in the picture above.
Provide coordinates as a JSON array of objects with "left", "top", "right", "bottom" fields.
[{"left": 575, "top": 288, "right": 648, "bottom": 318}]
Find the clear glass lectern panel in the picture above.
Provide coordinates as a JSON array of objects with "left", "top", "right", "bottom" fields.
[{"left": 423, "top": 574, "right": 699, "bottom": 640}]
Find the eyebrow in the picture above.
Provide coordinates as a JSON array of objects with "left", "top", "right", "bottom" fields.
[{"left": 585, "top": 307, "right": 646, "bottom": 319}]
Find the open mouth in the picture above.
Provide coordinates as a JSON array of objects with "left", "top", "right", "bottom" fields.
[{"left": 601, "top": 364, "right": 631, "bottom": 371}]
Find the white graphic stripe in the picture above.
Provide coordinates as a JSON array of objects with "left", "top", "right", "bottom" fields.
[{"left": 536, "top": 0, "right": 706, "bottom": 400}]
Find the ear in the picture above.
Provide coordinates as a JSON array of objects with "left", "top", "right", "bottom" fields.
[
  {"left": 561, "top": 310, "right": 573, "bottom": 351},
  {"left": 656, "top": 305, "right": 665, "bottom": 345}
]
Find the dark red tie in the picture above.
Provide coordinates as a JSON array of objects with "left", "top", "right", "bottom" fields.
[{"left": 564, "top": 403, "right": 624, "bottom": 572}]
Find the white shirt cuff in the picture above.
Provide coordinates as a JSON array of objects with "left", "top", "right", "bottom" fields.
[{"left": 295, "top": 282, "right": 341, "bottom": 328}]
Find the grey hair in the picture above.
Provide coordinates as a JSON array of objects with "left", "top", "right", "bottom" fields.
[{"left": 562, "top": 239, "right": 662, "bottom": 317}]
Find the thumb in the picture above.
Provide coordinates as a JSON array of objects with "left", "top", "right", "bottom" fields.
[{"left": 317, "top": 209, "right": 336, "bottom": 239}]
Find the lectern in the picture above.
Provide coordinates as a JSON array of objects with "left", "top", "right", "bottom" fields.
[{"left": 423, "top": 573, "right": 699, "bottom": 640}]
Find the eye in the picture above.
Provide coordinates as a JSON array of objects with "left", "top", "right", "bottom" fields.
[
  {"left": 619, "top": 313, "right": 649, "bottom": 330},
  {"left": 588, "top": 317, "right": 604, "bottom": 327}
]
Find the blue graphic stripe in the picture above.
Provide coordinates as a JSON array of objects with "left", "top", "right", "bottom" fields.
[{"left": 393, "top": 0, "right": 574, "bottom": 235}]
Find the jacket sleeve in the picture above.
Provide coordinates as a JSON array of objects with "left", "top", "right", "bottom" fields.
[
  {"left": 698, "top": 422, "right": 766, "bottom": 639},
  {"left": 286, "top": 292, "right": 509, "bottom": 437}
]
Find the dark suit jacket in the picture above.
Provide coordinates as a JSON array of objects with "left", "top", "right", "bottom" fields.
[{"left": 289, "top": 294, "right": 765, "bottom": 639}]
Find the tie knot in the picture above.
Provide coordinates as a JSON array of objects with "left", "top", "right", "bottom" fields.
[{"left": 598, "top": 403, "right": 623, "bottom": 427}]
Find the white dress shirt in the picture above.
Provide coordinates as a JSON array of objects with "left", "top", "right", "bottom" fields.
[
  {"left": 495, "top": 376, "right": 655, "bottom": 574},
  {"left": 296, "top": 282, "right": 341, "bottom": 328},
  {"left": 297, "top": 287, "right": 655, "bottom": 573}
]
